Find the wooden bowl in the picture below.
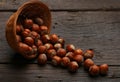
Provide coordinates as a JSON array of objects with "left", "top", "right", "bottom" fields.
[{"left": 6, "top": 0, "right": 51, "bottom": 59}]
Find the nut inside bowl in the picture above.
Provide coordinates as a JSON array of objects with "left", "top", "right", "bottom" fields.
[{"left": 6, "top": 0, "right": 51, "bottom": 59}]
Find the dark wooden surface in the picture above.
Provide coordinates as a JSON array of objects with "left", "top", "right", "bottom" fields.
[{"left": 0, "top": 0, "right": 120, "bottom": 82}]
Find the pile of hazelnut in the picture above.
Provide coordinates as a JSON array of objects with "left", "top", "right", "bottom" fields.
[{"left": 16, "top": 17, "right": 108, "bottom": 76}]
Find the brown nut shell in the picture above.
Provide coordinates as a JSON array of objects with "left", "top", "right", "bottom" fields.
[{"left": 6, "top": 0, "right": 51, "bottom": 59}]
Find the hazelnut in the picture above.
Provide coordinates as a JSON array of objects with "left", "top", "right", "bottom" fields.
[
  {"left": 37, "top": 54, "right": 47, "bottom": 65},
  {"left": 89, "top": 65, "right": 99, "bottom": 76},
  {"left": 61, "top": 57, "right": 70, "bottom": 67},
  {"left": 16, "top": 35, "right": 22, "bottom": 42},
  {"left": 83, "top": 49, "right": 94, "bottom": 59},
  {"left": 34, "top": 17, "right": 43, "bottom": 26},
  {"left": 73, "top": 55, "right": 83, "bottom": 65},
  {"left": 84, "top": 59, "right": 94, "bottom": 70},
  {"left": 57, "top": 48, "right": 66, "bottom": 57},
  {"left": 74, "top": 49, "right": 83, "bottom": 55},
  {"left": 32, "top": 45, "right": 37, "bottom": 54},
  {"left": 47, "top": 49, "right": 57, "bottom": 60},
  {"left": 54, "top": 43, "right": 62, "bottom": 50},
  {"left": 52, "top": 56, "right": 61, "bottom": 66},
  {"left": 39, "top": 25, "right": 48, "bottom": 35},
  {"left": 16, "top": 24, "right": 23, "bottom": 34},
  {"left": 58, "top": 38, "right": 65, "bottom": 47},
  {"left": 41, "top": 34, "right": 50, "bottom": 44},
  {"left": 50, "top": 34, "right": 59, "bottom": 44},
  {"left": 44, "top": 43, "right": 53, "bottom": 50},
  {"left": 30, "top": 31, "right": 40, "bottom": 39},
  {"left": 99, "top": 64, "right": 109, "bottom": 75},
  {"left": 66, "top": 44, "right": 75, "bottom": 52},
  {"left": 68, "top": 61, "right": 79, "bottom": 72},
  {"left": 24, "top": 37, "right": 34, "bottom": 46},
  {"left": 38, "top": 45, "right": 47, "bottom": 54},
  {"left": 24, "top": 19, "right": 33, "bottom": 28},
  {"left": 35, "top": 39, "right": 43, "bottom": 47},
  {"left": 21, "top": 29, "right": 31, "bottom": 38},
  {"left": 31, "top": 23, "right": 39, "bottom": 32},
  {"left": 65, "top": 52, "right": 74, "bottom": 61}
]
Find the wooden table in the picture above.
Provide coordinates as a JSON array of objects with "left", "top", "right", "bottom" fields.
[{"left": 0, "top": 0, "right": 120, "bottom": 82}]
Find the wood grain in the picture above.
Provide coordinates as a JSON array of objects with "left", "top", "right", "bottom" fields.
[
  {"left": 0, "top": 64, "right": 119, "bottom": 82},
  {"left": 0, "top": 11, "right": 120, "bottom": 65},
  {"left": 0, "top": 0, "right": 120, "bottom": 11}
]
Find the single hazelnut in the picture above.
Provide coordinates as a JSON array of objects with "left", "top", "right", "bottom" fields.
[
  {"left": 73, "top": 55, "right": 83, "bottom": 65},
  {"left": 38, "top": 45, "right": 47, "bottom": 54},
  {"left": 74, "top": 49, "right": 83, "bottom": 55},
  {"left": 16, "top": 24, "right": 23, "bottom": 34},
  {"left": 57, "top": 48, "right": 66, "bottom": 57},
  {"left": 34, "top": 17, "right": 43, "bottom": 26},
  {"left": 21, "top": 29, "right": 31, "bottom": 38},
  {"left": 65, "top": 52, "right": 74, "bottom": 61},
  {"left": 37, "top": 54, "right": 47, "bottom": 65},
  {"left": 52, "top": 56, "right": 61, "bottom": 66},
  {"left": 44, "top": 43, "right": 54, "bottom": 50},
  {"left": 58, "top": 38, "right": 65, "bottom": 47},
  {"left": 31, "top": 23, "right": 40, "bottom": 32},
  {"left": 32, "top": 45, "right": 37, "bottom": 54},
  {"left": 61, "top": 57, "right": 70, "bottom": 67},
  {"left": 68, "top": 61, "right": 79, "bottom": 72},
  {"left": 16, "top": 35, "right": 22, "bottom": 42},
  {"left": 84, "top": 59, "right": 94, "bottom": 70},
  {"left": 83, "top": 49, "right": 94, "bottom": 59},
  {"left": 66, "top": 44, "right": 75, "bottom": 52},
  {"left": 54, "top": 43, "right": 62, "bottom": 50},
  {"left": 24, "top": 19, "right": 33, "bottom": 28},
  {"left": 99, "top": 64, "right": 109, "bottom": 75},
  {"left": 41, "top": 34, "right": 50, "bottom": 44},
  {"left": 39, "top": 25, "right": 48, "bottom": 35},
  {"left": 50, "top": 34, "right": 59, "bottom": 44},
  {"left": 89, "top": 65, "right": 99, "bottom": 76},
  {"left": 47, "top": 49, "right": 57, "bottom": 60},
  {"left": 24, "top": 37, "right": 34, "bottom": 46},
  {"left": 35, "top": 39, "right": 43, "bottom": 47},
  {"left": 30, "top": 31, "right": 40, "bottom": 39}
]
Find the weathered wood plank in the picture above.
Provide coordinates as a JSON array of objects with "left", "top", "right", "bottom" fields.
[
  {"left": 0, "top": 11, "right": 120, "bottom": 65},
  {"left": 0, "top": 0, "right": 120, "bottom": 11},
  {"left": 0, "top": 64, "right": 120, "bottom": 82}
]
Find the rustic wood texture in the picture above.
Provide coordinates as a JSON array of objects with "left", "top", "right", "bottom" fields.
[
  {"left": 0, "top": 0, "right": 120, "bottom": 11},
  {"left": 0, "top": 0, "right": 120, "bottom": 82}
]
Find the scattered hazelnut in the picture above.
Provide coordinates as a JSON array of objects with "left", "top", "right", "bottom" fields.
[
  {"left": 61, "top": 57, "right": 70, "bottom": 67},
  {"left": 74, "top": 49, "right": 83, "bottom": 55},
  {"left": 99, "top": 64, "right": 109, "bottom": 75},
  {"left": 68, "top": 61, "right": 79, "bottom": 72},
  {"left": 52, "top": 56, "right": 61, "bottom": 66},
  {"left": 38, "top": 45, "right": 47, "bottom": 54},
  {"left": 39, "top": 25, "right": 48, "bottom": 35},
  {"left": 54, "top": 43, "right": 62, "bottom": 50},
  {"left": 57, "top": 48, "right": 66, "bottom": 57},
  {"left": 58, "top": 38, "right": 65, "bottom": 47},
  {"left": 73, "top": 55, "right": 83, "bottom": 65},
  {"left": 65, "top": 52, "right": 74, "bottom": 61},
  {"left": 84, "top": 59, "right": 94, "bottom": 70},
  {"left": 50, "top": 34, "right": 59, "bottom": 44},
  {"left": 44, "top": 43, "right": 53, "bottom": 50},
  {"left": 37, "top": 54, "right": 47, "bottom": 65},
  {"left": 41, "top": 34, "right": 50, "bottom": 44},
  {"left": 66, "top": 44, "right": 75, "bottom": 52},
  {"left": 83, "top": 49, "right": 94, "bottom": 59},
  {"left": 47, "top": 49, "right": 57, "bottom": 60},
  {"left": 89, "top": 65, "right": 99, "bottom": 76}
]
